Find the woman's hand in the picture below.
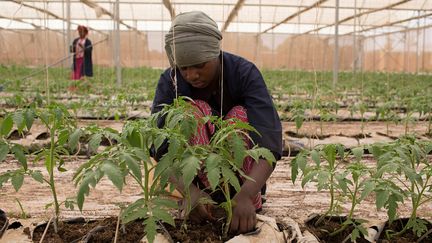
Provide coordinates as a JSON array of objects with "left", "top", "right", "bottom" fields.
[
  {"left": 230, "top": 191, "right": 257, "bottom": 234},
  {"left": 178, "top": 185, "right": 215, "bottom": 223}
]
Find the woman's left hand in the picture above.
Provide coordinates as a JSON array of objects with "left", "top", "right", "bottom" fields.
[{"left": 230, "top": 191, "right": 257, "bottom": 234}]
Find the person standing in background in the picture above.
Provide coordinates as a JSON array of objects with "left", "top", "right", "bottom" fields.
[{"left": 71, "top": 25, "right": 93, "bottom": 81}]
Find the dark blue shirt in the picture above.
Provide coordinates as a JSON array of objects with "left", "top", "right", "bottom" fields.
[{"left": 152, "top": 51, "right": 282, "bottom": 160}]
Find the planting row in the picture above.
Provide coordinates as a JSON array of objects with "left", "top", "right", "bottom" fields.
[
  {"left": 0, "top": 99, "right": 278, "bottom": 242},
  {"left": 291, "top": 138, "right": 432, "bottom": 242}
]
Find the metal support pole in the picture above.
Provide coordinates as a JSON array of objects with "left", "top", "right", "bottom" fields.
[
  {"left": 333, "top": 0, "right": 339, "bottom": 88},
  {"left": 66, "top": 0, "right": 71, "bottom": 68},
  {"left": 404, "top": 30, "right": 407, "bottom": 73},
  {"left": 422, "top": 13, "right": 426, "bottom": 72},
  {"left": 352, "top": 0, "right": 357, "bottom": 73},
  {"left": 416, "top": 10, "right": 420, "bottom": 74},
  {"left": 114, "top": 0, "right": 121, "bottom": 86}
]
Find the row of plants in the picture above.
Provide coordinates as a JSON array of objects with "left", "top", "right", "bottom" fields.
[
  {"left": 0, "top": 92, "right": 152, "bottom": 121},
  {"left": 283, "top": 95, "right": 432, "bottom": 137},
  {"left": 0, "top": 97, "right": 276, "bottom": 242},
  {"left": 1, "top": 64, "right": 431, "bottom": 111},
  {"left": 1, "top": 91, "right": 430, "bottom": 141},
  {"left": 291, "top": 136, "right": 432, "bottom": 242}
]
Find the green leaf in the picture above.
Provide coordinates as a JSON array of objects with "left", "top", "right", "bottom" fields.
[
  {"left": 0, "top": 143, "right": 9, "bottom": 162},
  {"left": 144, "top": 217, "right": 157, "bottom": 243},
  {"left": 301, "top": 171, "right": 317, "bottom": 188},
  {"left": 152, "top": 198, "right": 177, "bottom": 209},
  {"left": 181, "top": 156, "right": 200, "bottom": 188},
  {"left": 352, "top": 147, "right": 364, "bottom": 161},
  {"left": 317, "top": 171, "right": 330, "bottom": 190},
  {"left": 122, "top": 153, "right": 142, "bottom": 182},
  {"left": 11, "top": 173, "right": 24, "bottom": 191},
  {"left": 127, "top": 129, "right": 142, "bottom": 148},
  {"left": 205, "top": 153, "right": 221, "bottom": 172},
  {"left": 24, "top": 109, "right": 35, "bottom": 130},
  {"left": 296, "top": 153, "right": 308, "bottom": 172},
  {"left": 154, "top": 134, "right": 166, "bottom": 152},
  {"left": 1, "top": 114, "right": 13, "bottom": 136},
  {"left": 68, "top": 128, "right": 82, "bottom": 152},
  {"left": 232, "top": 135, "right": 246, "bottom": 168},
  {"left": 77, "top": 172, "right": 96, "bottom": 211},
  {"left": 256, "top": 147, "right": 276, "bottom": 164},
  {"left": 290, "top": 156, "right": 299, "bottom": 183},
  {"left": 152, "top": 207, "right": 175, "bottom": 226},
  {"left": 0, "top": 173, "right": 10, "bottom": 187},
  {"left": 323, "top": 144, "right": 336, "bottom": 164},
  {"left": 222, "top": 167, "right": 241, "bottom": 192},
  {"left": 295, "top": 116, "right": 304, "bottom": 130},
  {"left": 30, "top": 170, "right": 44, "bottom": 183},
  {"left": 12, "top": 111, "right": 25, "bottom": 133},
  {"left": 57, "top": 129, "right": 70, "bottom": 146},
  {"left": 359, "top": 181, "right": 375, "bottom": 202},
  {"left": 351, "top": 228, "right": 360, "bottom": 242},
  {"left": 121, "top": 198, "right": 146, "bottom": 223},
  {"left": 311, "top": 150, "right": 320, "bottom": 165},
  {"left": 11, "top": 145, "right": 27, "bottom": 171},
  {"left": 101, "top": 161, "right": 124, "bottom": 191},
  {"left": 207, "top": 168, "right": 220, "bottom": 191},
  {"left": 89, "top": 134, "right": 102, "bottom": 152},
  {"left": 387, "top": 194, "right": 399, "bottom": 222},
  {"left": 376, "top": 190, "right": 389, "bottom": 210}
]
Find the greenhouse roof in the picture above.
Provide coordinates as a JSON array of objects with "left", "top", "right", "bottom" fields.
[{"left": 0, "top": 0, "right": 431, "bottom": 36}]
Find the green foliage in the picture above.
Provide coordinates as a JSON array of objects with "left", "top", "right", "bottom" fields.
[
  {"left": 74, "top": 96, "right": 276, "bottom": 241},
  {"left": 291, "top": 144, "right": 372, "bottom": 240},
  {"left": 368, "top": 136, "right": 432, "bottom": 239},
  {"left": 0, "top": 104, "right": 81, "bottom": 232}
]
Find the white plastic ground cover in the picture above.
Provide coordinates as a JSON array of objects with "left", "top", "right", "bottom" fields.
[{"left": 303, "top": 213, "right": 386, "bottom": 243}]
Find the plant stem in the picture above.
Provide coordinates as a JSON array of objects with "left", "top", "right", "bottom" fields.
[
  {"left": 222, "top": 181, "right": 232, "bottom": 237},
  {"left": 49, "top": 126, "right": 60, "bottom": 232},
  {"left": 316, "top": 172, "right": 334, "bottom": 226},
  {"left": 330, "top": 180, "right": 359, "bottom": 237}
]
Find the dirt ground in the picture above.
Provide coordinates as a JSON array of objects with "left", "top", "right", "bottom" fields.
[{"left": 0, "top": 120, "right": 431, "bottom": 229}]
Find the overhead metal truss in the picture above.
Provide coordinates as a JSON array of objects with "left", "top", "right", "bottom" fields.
[{"left": 0, "top": 0, "right": 431, "bottom": 37}]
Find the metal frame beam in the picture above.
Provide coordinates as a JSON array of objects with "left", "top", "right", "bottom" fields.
[
  {"left": 303, "top": 0, "right": 412, "bottom": 34},
  {"left": 364, "top": 23, "right": 432, "bottom": 38},
  {"left": 162, "top": 0, "right": 175, "bottom": 20},
  {"left": 260, "top": 0, "right": 329, "bottom": 34},
  {"left": 8, "top": 0, "right": 108, "bottom": 36},
  {"left": 15, "top": 0, "right": 432, "bottom": 12},
  {"left": 80, "top": 0, "right": 144, "bottom": 36},
  {"left": 221, "top": 0, "right": 245, "bottom": 32},
  {"left": 342, "top": 11, "right": 432, "bottom": 36}
]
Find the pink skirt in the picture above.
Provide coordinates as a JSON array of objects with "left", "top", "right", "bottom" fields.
[{"left": 71, "top": 57, "right": 83, "bottom": 80}]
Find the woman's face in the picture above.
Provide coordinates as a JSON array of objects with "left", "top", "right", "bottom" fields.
[
  {"left": 179, "top": 58, "right": 220, "bottom": 89},
  {"left": 78, "top": 28, "right": 86, "bottom": 38}
]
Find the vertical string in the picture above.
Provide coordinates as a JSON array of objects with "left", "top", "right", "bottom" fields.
[
  {"left": 220, "top": 2, "right": 225, "bottom": 118},
  {"left": 172, "top": 23, "right": 178, "bottom": 99},
  {"left": 44, "top": 0, "right": 50, "bottom": 105}
]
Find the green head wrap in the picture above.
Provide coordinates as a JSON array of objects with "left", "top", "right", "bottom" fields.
[{"left": 165, "top": 11, "right": 222, "bottom": 68}]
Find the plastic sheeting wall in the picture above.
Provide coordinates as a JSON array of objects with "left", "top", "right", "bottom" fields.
[{"left": 0, "top": 29, "right": 431, "bottom": 73}]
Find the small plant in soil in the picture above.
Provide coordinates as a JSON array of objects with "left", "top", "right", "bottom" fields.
[
  {"left": 0, "top": 104, "right": 79, "bottom": 233},
  {"left": 74, "top": 117, "right": 178, "bottom": 243},
  {"left": 150, "top": 97, "right": 275, "bottom": 237},
  {"left": 196, "top": 116, "right": 275, "bottom": 236},
  {"left": 291, "top": 144, "right": 372, "bottom": 241},
  {"left": 75, "top": 97, "right": 275, "bottom": 242},
  {"left": 290, "top": 100, "right": 306, "bottom": 134},
  {"left": 368, "top": 136, "right": 432, "bottom": 240},
  {"left": 375, "top": 101, "right": 399, "bottom": 136}
]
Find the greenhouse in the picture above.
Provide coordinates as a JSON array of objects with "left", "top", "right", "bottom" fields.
[{"left": 0, "top": 0, "right": 431, "bottom": 242}]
